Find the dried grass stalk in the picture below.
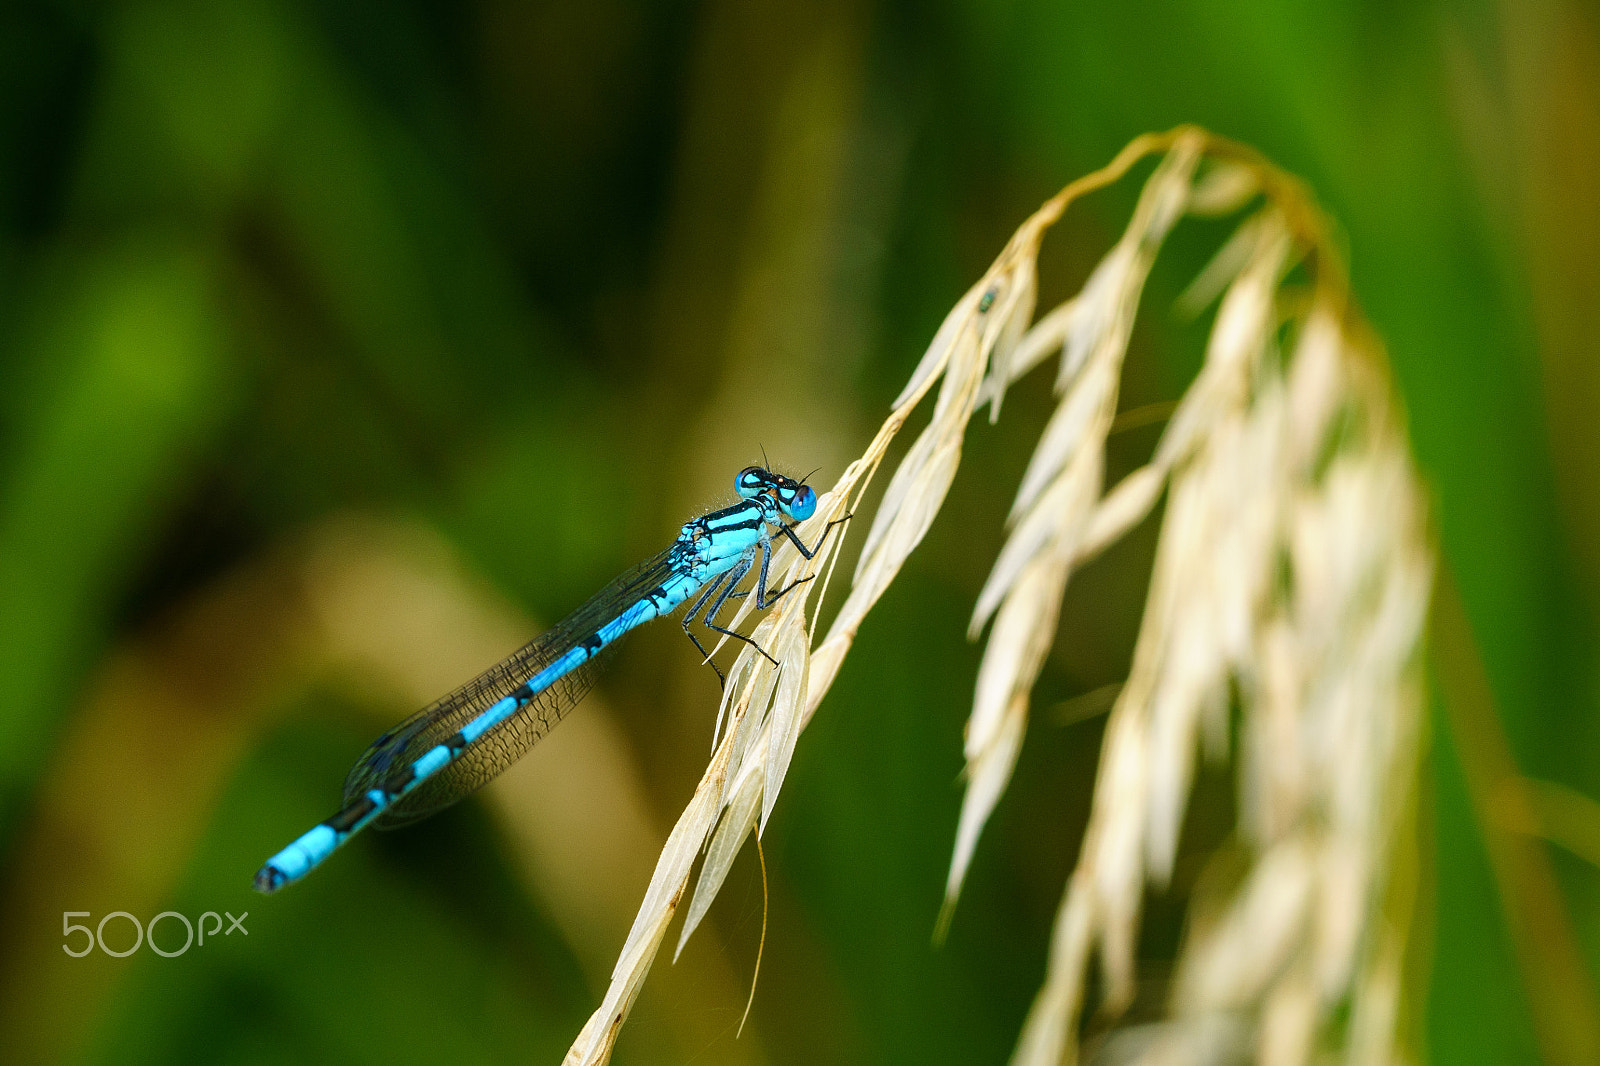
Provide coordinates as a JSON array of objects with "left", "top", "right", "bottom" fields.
[{"left": 564, "top": 127, "right": 1432, "bottom": 1066}]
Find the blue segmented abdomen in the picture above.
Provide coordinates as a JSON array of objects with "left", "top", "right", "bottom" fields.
[{"left": 253, "top": 553, "right": 738, "bottom": 892}]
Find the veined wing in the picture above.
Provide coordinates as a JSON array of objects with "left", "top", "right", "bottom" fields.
[{"left": 342, "top": 546, "right": 680, "bottom": 827}]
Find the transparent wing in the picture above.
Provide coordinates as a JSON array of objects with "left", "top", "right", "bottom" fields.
[{"left": 342, "top": 547, "right": 680, "bottom": 827}]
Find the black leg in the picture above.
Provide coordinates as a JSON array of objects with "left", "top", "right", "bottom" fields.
[
  {"left": 760, "top": 514, "right": 853, "bottom": 604},
  {"left": 701, "top": 551, "right": 780, "bottom": 668},
  {"left": 681, "top": 572, "right": 730, "bottom": 688},
  {"left": 749, "top": 533, "right": 810, "bottom": 609},
  {"left": 759, "top": 572, "right": 813, "bottom": 608},
  {"left": 778, "top": 513, "right": 852, "bottom": 560}
]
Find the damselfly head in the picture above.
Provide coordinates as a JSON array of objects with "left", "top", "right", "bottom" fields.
[{"left": 735, "top": 465, "right": 817, "bottom": 521}]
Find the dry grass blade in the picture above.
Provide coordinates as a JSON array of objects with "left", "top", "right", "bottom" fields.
[
  {"left": 950, "top": 133, "right": 1205, "bottom": 913},
  {"left": 960, "top": 136, "right": 1431, "bottom": 1066},
  {"left": 564, "top": 128, "right": 1437, "bottom": 1066}
]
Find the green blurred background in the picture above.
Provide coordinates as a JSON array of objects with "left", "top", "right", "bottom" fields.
[{"left": 1, "top": 0, "right": 1596, "bottom": 1063}]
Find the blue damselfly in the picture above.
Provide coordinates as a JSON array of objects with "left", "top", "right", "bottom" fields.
[{"left": 255, "top": 465, "right": 843, "bottom": 892}]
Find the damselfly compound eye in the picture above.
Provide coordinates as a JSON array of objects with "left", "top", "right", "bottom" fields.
[
  {"left": 736, "top": 466, "right": 766, "bottom": 497},
  {"left": 785, "top": 485, "right": 817, "bottom": 521}
]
